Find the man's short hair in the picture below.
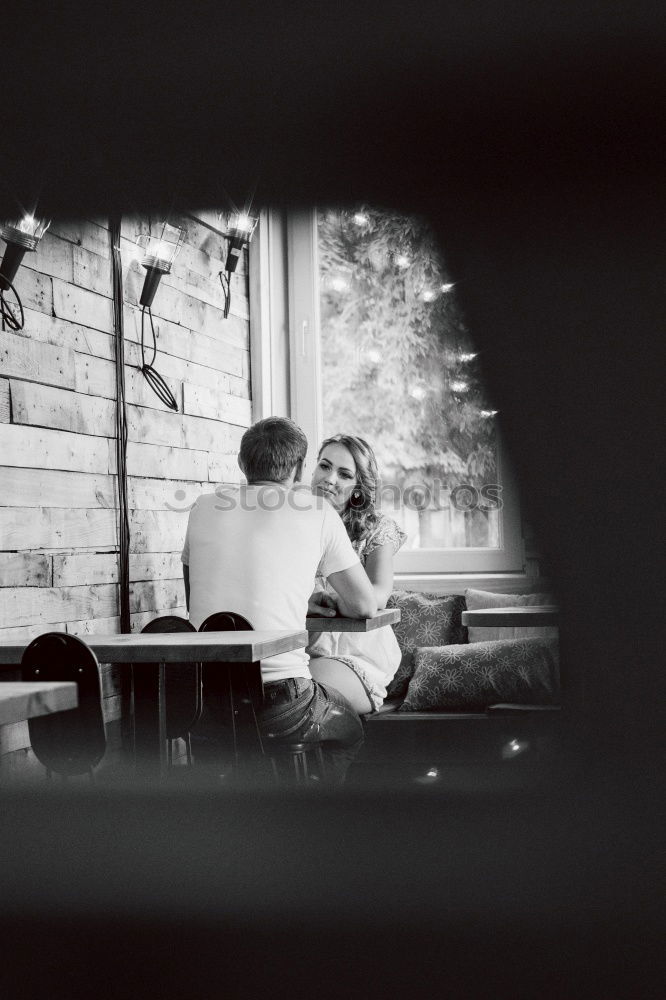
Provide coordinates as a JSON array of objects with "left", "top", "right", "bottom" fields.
[{"left": 239, "top": 417, "right": 308, "bottom": 484}]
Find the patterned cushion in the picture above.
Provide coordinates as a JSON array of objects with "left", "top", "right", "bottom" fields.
[
  {"left": 386, "top": 591, "right": 467, "bottom": 698},
  {"left": 399, "top": 637, "right": 560, "bottom": 711},
  {"left": 465, "top": 588, "right": 558, "bottom": 643}
]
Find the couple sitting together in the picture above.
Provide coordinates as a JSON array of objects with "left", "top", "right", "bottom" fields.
[{"left": 181, "top": 416, "right": 406, "bottom": 759}]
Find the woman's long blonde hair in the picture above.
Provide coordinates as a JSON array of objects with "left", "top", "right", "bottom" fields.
[{"left": 317, "top": 434, "right": 379, "bottom": 545}]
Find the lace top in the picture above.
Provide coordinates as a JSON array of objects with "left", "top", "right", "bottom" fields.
[{"left": 354, "top": 513, "right": 407, "bottom": 564}]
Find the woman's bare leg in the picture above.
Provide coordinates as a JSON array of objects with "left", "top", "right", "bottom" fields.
[{"left": 309, "top": 656, "right": 373, "bottom": 714}]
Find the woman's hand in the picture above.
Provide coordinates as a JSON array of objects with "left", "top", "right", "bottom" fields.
[{"left": 307, "top": 590, "right": 338, "bottom": 617}]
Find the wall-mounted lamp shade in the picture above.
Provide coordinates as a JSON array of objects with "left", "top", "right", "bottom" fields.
[
  {"left": 224, "top": 213, "right": 258, "bottom": 273},
  {"left": 0, "top": 214, "right": 51, "bottom": 291},
  {"left": 138, "top": 223, "right": 184, "bottom": 307}
]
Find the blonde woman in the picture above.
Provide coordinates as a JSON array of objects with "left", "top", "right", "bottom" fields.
[{"left": 308, "top": 434, "right": 406, "bottom": 713}]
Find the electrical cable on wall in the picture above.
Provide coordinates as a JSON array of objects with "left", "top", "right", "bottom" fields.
[
  {"left": 139, "top": 304, "right": 179, "bottom": 410},
  {"left": 110, "top": 216, "right": 131, "bottom": 635},
  {"left": 136, "top": 221, "right": 183, "bottom": 411},
  {"left": 219, "top": 269, "right": 231, "bottom": 318},
  {"left": 0, "top": 276, "right": 23, "bottom": 330},
  {"left": 111, "top": 216, "right": 134, "bottom": 754}
]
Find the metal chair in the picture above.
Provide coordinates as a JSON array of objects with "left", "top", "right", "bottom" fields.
[
  {"left": 199, "top": 612, "right": 254, "bottom": 632},
  {"left": 198, "top": 612, "right": 324, "bottom": 785},
  {"left": 198, "top": 612, "right": 262, "bottom": 771},
  {"left": 140, "top": 615, "right": 201, "bottom": 766},
  {"left": 21, "top": 632, "right": 106, "bottom": 780}
]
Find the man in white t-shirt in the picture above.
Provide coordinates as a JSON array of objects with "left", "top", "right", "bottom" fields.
[{"left": 181, "top": 416, "right": 376, "bottom": 762}]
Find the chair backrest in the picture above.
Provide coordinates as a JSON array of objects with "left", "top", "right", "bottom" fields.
[
  {"left": 141, "top": 615, "right": 200, "bottom": 740},
  {"left": 142, "top": 615, "right": 197, "bottom": 634},
  {"left": 198, "top": 611, "right": 261, "bottom": 709},
  {"left": 198, "top": 612, "right": 254, "bottom": 632},
  {"left": 22, "top": 632, "right": 106, "bottom": 776}
]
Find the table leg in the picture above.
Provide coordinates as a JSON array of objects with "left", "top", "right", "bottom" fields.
[
  {"left": 226, "top": 661, "right": 264, "bottom": 755},
  {"left": 199, "top": 661, "right": 265, "bottom": 779},
  {"left": 132, "top": 662, "right": 168, "bottom": 780}
]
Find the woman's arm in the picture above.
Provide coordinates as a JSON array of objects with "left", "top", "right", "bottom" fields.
[{"left": 363, "top": 542, "right": 395, "bottom": 609}]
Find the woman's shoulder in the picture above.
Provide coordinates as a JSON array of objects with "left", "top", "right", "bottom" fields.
[
  {"left": 368, "top": 511, "right": 399, "bottom": 535},
  {"left": 362, "top": 512, "right": 408, "bottom": 555}
]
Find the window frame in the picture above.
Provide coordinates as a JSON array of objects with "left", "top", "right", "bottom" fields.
[{"left": 251, "top": 206, "right": 526, "bottom": 576}]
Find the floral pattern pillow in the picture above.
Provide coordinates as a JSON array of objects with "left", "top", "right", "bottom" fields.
[
  {"left": 399, "top": 636, "right": 560, "bottom": 711},
  {"left": 386, "top": 591, "right": 467, "bottom": 698}
]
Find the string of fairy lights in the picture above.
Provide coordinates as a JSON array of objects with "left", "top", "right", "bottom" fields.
[{"left": 323, "top": 207, "right": 499, "bottom": 419}]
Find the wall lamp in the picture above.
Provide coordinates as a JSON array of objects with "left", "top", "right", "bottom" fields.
[
  {"left": 220, "top": 212, "right": 257, "bottom": 318},
  {"left": 0, "top": 213, "right": 50, "bottom": 330},
  {"left": 136, "top": 222, "right": 184, "bottom": 411},
  {"left": 138, "top": 223, "right": 184, "bottom": 308}
]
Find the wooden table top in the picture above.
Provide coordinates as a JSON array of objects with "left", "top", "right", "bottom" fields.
[
  {"left": 0, "top": 629, "right": 309, "bottom": 665},
  {"left": 305, "top": 608, "right": 401, "bottom": 632},
  {"left": 461, "top": 606, "right": 559, "bottom": 628},
  {"left": 0, "top": 682, "right": 78, "bottom": 726}
]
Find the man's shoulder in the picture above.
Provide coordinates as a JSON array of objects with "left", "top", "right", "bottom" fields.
[
  {"left": 192, "top": 489, "right": 227, "bottom": 505},
  {"left": 188, "top": 488, "right": 238, "bottom": 515},
  {"left": 191, "top": 485, "right": 331, "bottom": 520}
]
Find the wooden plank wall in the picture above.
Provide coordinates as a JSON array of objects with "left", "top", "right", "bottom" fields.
[{"left": 0, "top": 211, "right": 252, "bottom": 777}]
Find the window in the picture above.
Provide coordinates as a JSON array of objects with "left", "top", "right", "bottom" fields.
[{"left": 252, "top": 206, "right": 524, "bottom": 575}]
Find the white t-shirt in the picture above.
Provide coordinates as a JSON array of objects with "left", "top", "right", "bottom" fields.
[{"left": 181, "top": 483, "right": 359, "bottom": 682}]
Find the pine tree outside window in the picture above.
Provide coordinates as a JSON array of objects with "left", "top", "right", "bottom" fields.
[{"left": 251, "top": 206, "right": 524, "bottom": 575}]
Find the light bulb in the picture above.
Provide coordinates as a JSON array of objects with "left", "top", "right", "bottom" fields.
[
  {"left": 140, "top": 224, "right": 183, "bottom": 273},
  {"left": 234, "top": 213, "right": 253, "bottom": 233},
  {"left": 1, "top": 213, "right": 51, "bottom": 250},
  {"left": 329, "top": 275, "right": 349, "bottom": 292},
  {"left": 502, "top": 738, "right": 530, "bottom": 759},
  {"left": 440, "top": 282, "right": 455, "bottom": 293},
  {"left": 230, "top": 212, "right": 257, "bottom": 237},
  {"left": 450, "top": 380, "right": 469, "bottom": 393},
  {"left": 147, "top": 241, "right": 170, "bottom": 261}
]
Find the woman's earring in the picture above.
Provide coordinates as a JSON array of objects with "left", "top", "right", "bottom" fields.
[{"left": 350, "top": 488, "right": 365, "bottom": 508}]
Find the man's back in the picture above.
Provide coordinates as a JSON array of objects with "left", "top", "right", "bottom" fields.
[{"left": 181, "top": 483, "right": 358, "bottom": 681}]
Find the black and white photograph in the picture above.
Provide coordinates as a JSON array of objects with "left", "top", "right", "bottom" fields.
[{"left": 0, "top": 3, "right": 662, "bottom": 997}]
